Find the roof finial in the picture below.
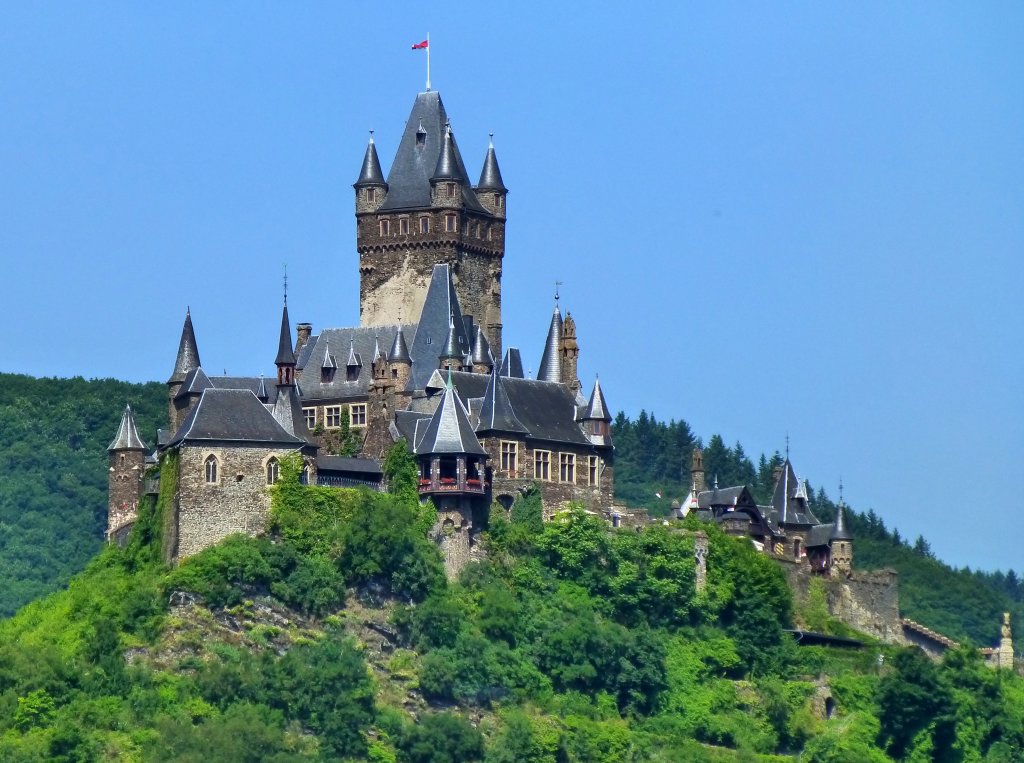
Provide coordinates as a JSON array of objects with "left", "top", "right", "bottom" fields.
[
  {"left": 368, "top": 129, "right": 374, "bottom": 144},
  {"left": 283, "top": 264, "right": 288, "bottom": 306},
  {"left": 488, "top": 131, "right": 494, "bottom": 148},
  {"left": 554, "top": 280, "right": 563, "bottom": 305},
  {"left": 785, "top": 432, "right": 790, "bottom": 459},
  {"left": 838, "top": 476, "right": 844, "bottom": 506}
]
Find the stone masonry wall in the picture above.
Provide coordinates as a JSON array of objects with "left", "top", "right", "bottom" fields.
[
  {"left": 785, "top": 565, "right": 904, "bottom": 644},
  {"left": 173, "top": 445, "right": 300, "bottom": 560},
  {"left": 108, "top": 449, "right": 146, "bottom": 540}
]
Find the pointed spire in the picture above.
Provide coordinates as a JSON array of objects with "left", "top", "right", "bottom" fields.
[
  {"left": 472, "top": 326, "right": 492, "bottom": 368},
  {"left": 477, "top": 366, "right": 527, "bottom": 434},
  {"left": 321, "top": 342, "right": 337, "bottom": 370},
  {"left": 168, "top": 308, "right": 201, "bottom": 384},
  {"left": 256, "top": 374, "right": 269, "bottom": 402},
  {"left": 499, "top": 347, "right": 524, "bottom": 378},
  {"left": 276, "top": 302, "right": 296, "bottom": 367},
  {"left": 373, "top": 333, "right": 386, "bottom": 363},
  {"left": 831, "top": 502, "right": 853, "bottom": 541},
  {"left": 477, "top": 134, "right": 507, "bottom": 192},
  {"left": 346, "top": 338, "right": 361, "bottom": 368},
  {"left": 108, "top": 404, "right": 146, "bottom": 451},
  {"left": 582, "top": 376, "right": 612, "bottom": 421},
  {"left": 440, "top": 314, "right": 462, "bottom": 362},
  {"left": 431, "top": 122, "right": 460, "bottom": 182},
  {"left": 536, "top": 303, "right": 563, "bottom": 383},
  {"left": 354, "top": 131, "right": 386, "bottom": 187},
  {"left": 389, "top": 325, "right": 412, "bottom": 364}
]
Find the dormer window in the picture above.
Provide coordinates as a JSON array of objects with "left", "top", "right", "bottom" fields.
[{"left": 321, "top": 366, "right": 335, "bottom": 383}]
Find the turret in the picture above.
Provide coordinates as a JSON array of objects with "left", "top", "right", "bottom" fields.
[
  {"left": 559, "top": 311, "right": 580, "bottom": 393},
  {"left": 389, "top": 325, "right": 412, "bottom": 390},
  {"left": 537, "top": 303, "right": 563, "bottom": 384},
  {"left": 581, "top": 376, "right": 612, "bottom": 446},
  {"left": 430, "top": 123, "right": 463, "bottom": 209},
  {"left": 691, "top": 446, "right": 706, "bottom": 493},
  {"left": 439, "top": 316, "right": 463, "bottom": 372},
  {"left": 272, "top": 302, "right": 309, "bottom": 440},
  {"left": 354, "top": 132, "right": 387, "bottom": 214},
  {"left": 829, "top": 502, "right": 854, "bottom": 575},
  {"left": 472, "top": 325, "right": 493, "bottom": 374},
  {"left": 107, "top": 404, "right": 147, "bottom": 544},
  {"left": 276, "top": 302, "right": 296, "bottom": 386},
  {"left": 475, "top": 135, "right": 508, "bottom": 219},
  {"left": 167, "top": 308, "right": 201, "bottom": 432}
]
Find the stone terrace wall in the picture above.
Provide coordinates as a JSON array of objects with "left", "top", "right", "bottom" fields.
[{"left": 786, "top": 565, "right": 905, "bottom": 644}]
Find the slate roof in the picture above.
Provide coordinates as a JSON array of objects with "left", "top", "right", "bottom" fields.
[
  {"left": 168, "top": 388, "right": 306, "bottom": 447},
  {"left": 476, "top": 139, "right": 507, "bottom": 192},
  {"left": 476, "top": 368, "right": 528, "bottom": 434},
  {"left": 582, "top": 377, "right": 612, "bottom": 422},
  {"left": 431, "top": 125, "right": 460, "bottom": 181},
  {"left": 807, "top": 524, "right": 835, "bottom": 548},
  {"left": 698, "top": 485, "right": 754, "bottom": 510},
  {"left": 471, "top": 326, "right": 492, "bottom": 367},
  {"left": 296, "top": 325, "right": 413, "bottom": 402},
  {"left": 354, "top": 135, "right": 386, "bottom": 187},
  {"left": 379, "top": 91, "right": 487, "bottom": 214},
  {"left": 108, "top": 405, "right": 146, "bottom": 451},
  {"left": 414, "top": 383, "right": 487, "bottom": 456},
  {"left": 272, "top": 383, "right": 312, "bottom": 441},
  {"left": 831, "top": 504, "right": 853, "bottom": 541},
  {"left": 276, "top": 303, "right": 296, "bottom": 366},
  {"left": 174, "top": 366, "right": 214, "bottom": 400},
  {"left": 389, "top": 325, "right": 412, "bottom": 364},
  {"left": 407, "top": 264, "right": 470, "bottom": 390},
  {"left": 179, "top": 372, "right": 282, "bottom": 405},
  {"left": 771, "top": 459, "right": 820, "bottom": 526},
  {"left": 317, "top": 455, "right": 383, "bottom": 475},
  {"left": 169, "top": 308, "right": 201, "bottom": 384},
  {"left": 536, "top": 306, "right": 563, "bottom": 383},
  {"left": 499, "top": 347, "right": 524, "bottom": 378}
]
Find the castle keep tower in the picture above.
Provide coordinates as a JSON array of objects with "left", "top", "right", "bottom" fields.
[{"left": 355, "top": 92, "right": 506, "bottom": 357}]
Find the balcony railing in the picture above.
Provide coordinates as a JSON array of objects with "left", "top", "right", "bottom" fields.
[{"left": 417, "top": 476, "right": 487, "bottom": 495}]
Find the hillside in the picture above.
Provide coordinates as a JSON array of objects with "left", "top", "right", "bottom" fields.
[
  {"left": 2, "top": 450, "right": 1022, "bottom": 761},
  {"left": 1, "top": 373, "right": 1020, "bottom": 645}
]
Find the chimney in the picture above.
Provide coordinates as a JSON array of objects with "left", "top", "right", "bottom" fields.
[{"left": 295, "top": 323, "right": 313, "bottom": 354}]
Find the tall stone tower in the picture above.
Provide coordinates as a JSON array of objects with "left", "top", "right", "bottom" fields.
[
  {"left": 107, "top": 404, "right": 147, "bottom": 544},
  {"left": 354, "top": 91, "right": 507, "bottom": 356},
  {"left": 167, "top": 308, "right": 201, "bottom": 434}
]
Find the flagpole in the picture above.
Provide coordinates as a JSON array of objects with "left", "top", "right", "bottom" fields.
[{"left": 426, "top": 33, "right": 431, "bottom": 91}]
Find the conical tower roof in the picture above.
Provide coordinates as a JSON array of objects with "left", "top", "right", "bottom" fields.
[
  {"left": 389, "top": 325, "right": 411, "bottom": 364},
  {"left": 276, "top": 303, "right": 296, "bottom": 366},
  {"left": 108, "top": 404, "right": 146, "bottom": 451},
  {"left": 168, "top": 308, "right": 201, "bottom": 384},
  {"left": 499, "top": 347, "right": 524, "bottom": 378},
  {"left": 415, "top": 381, "right": 486, "bottom": 455},
  {"left": 440, "top": 316, "right": 462, "bottom": 361},
  {"left": 831, "top": 503, "right": 853, "bottom": 541},
  {"left": 354, "top": 133, "right": 386, "bottom": 187},
  {"left": 536, "top": 305, "right": 563, "bottom": 383},
  {"left": 432, "top": 124, "right": 461, "bottom": 182},
  {"left": 476, "top": 137, "right": 507, "bottom": 192},
  {"left": 476, "top": 367, "right": 527, "bottom": 434},
  {"left": 582, "top": 377, "right": 612, "bottom": 422},
  {"left": 471, "top": 326, "right": 492, "bottom": 367},
  {"left": 256, "top": 375, "right": 269, "bottom": 402}
]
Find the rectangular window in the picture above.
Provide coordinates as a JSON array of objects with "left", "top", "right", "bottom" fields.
[
  {"left": 534, "top": 450, "right": 551, "bottom": 481},
  {"left": 588, "top": 456, "right": 599, "bottom": 486},
  {"left": 494, "top": 193, "right": 501, "bottom": 207},
  {"left": 500, "top": 441, "right": 518, "bottom": 476},
  {"left": 379, "top": 219, "right": 390, "bottom": 236},
  {"left": 366, "top": 187, "right": 376, "bottom": 203},
  {"left": 419, "top": 216, "right": 430, "bottom": 233},
  {"left": 559, "top": 453, "right": 575, "bottom": 483},
  {"left": 399, "top": 217, "right": 409, "bottom": 235},
  {"left": 350, "top": 403, "right": 367, "bottom": 427},
  {"left": 446, "top": 182, "right": 456, "bottom": 198},
  {"left": 303, "top": 407, "right": 317, "bottom": 429},
  {"left": 445, "top": 214, "right": 457, "bottom": 232},
  {"left": 325, "top": 405, "right": 343, "bottom": 428}
]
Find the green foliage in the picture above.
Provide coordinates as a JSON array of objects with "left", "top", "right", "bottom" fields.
[
  {"left": 0, "top": 373, "right": 165, "bottom": 615},
  {"left": 876, "top": 647, "right": 953, "bottom": 759},
  {"left": 396, "top": 712, "right": 484, "bottom": 763}
]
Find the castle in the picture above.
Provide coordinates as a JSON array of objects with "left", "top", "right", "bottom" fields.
[{"left": 106, "top": 87, "right": 852, "bottom": 582}]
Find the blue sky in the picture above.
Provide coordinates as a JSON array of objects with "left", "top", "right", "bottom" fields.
[{"left": 1, "top": 4, "right": 1021, "bottom": 573}]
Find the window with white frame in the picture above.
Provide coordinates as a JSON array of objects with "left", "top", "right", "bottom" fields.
[
  {"left": 379, "top": 219, "right": 390, "bottom": 236},
  {"left": 350, "top": 403, "right": 367, "bottom": 427},
  {"left": 399, "top": 217, "right": 409, "bottom": 235},
  {"left": 559, "top": 453, "right": 575, "bottom": 483},
  {"left": 534, "top": 450, "right": 551, "bottom": 481},
  {"left": 266, "top": 457, "right": 279, "bottom": 485},
  {"left": 445, "top": 214, "right": 457, "bottom": 232},
  {"left": 303, "top": 407, "right": 317, "bottom": 429},
  {"left": 588, "top": 456, "right": 600, "bottom": 486},
  {"left": 419, "top": 216, "right": 430, "bottom": 233},
  {"left": 325, "top": 406, "right": 343, "bottom": 428}
]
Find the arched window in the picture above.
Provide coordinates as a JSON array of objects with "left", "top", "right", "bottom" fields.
[
  {"left": 266, "top": 457, "right": 279, "bottom": 485},
  {"left": 205, "top": 455, "right": 218, "bottom": 484}
]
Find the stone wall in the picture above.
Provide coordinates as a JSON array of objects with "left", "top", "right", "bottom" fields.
[
  {"left": 108, "top": 449, "right": 145, "bottom": 540},
  {"left": 172, "top": 444, "right": 301, "bottom": 560},
  {"left": 785, "top": 565, "right": 904, "bottom": 644},
  {"left": 430, "top": 497, "right": 478, "bottom": 578}
]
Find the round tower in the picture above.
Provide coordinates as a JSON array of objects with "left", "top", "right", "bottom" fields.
[{"left": 107, "top": 404, "right": 147, "bottom": 545}]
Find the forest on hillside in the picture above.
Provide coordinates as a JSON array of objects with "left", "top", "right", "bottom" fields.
[
  {"left": 2, "top": 449, "right": 1022, "bottom": 761},
  {"left": 0, "top": 373, "right": 1021, "bottom": 647}
]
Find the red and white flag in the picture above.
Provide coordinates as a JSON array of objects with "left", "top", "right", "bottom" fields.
[{"left": 411, "top": 39, "right": 429, "bottom": 50}]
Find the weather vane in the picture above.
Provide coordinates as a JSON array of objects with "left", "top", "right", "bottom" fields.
[{"left": 283, "top": 264, "right": 288, "bottom": 306}]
